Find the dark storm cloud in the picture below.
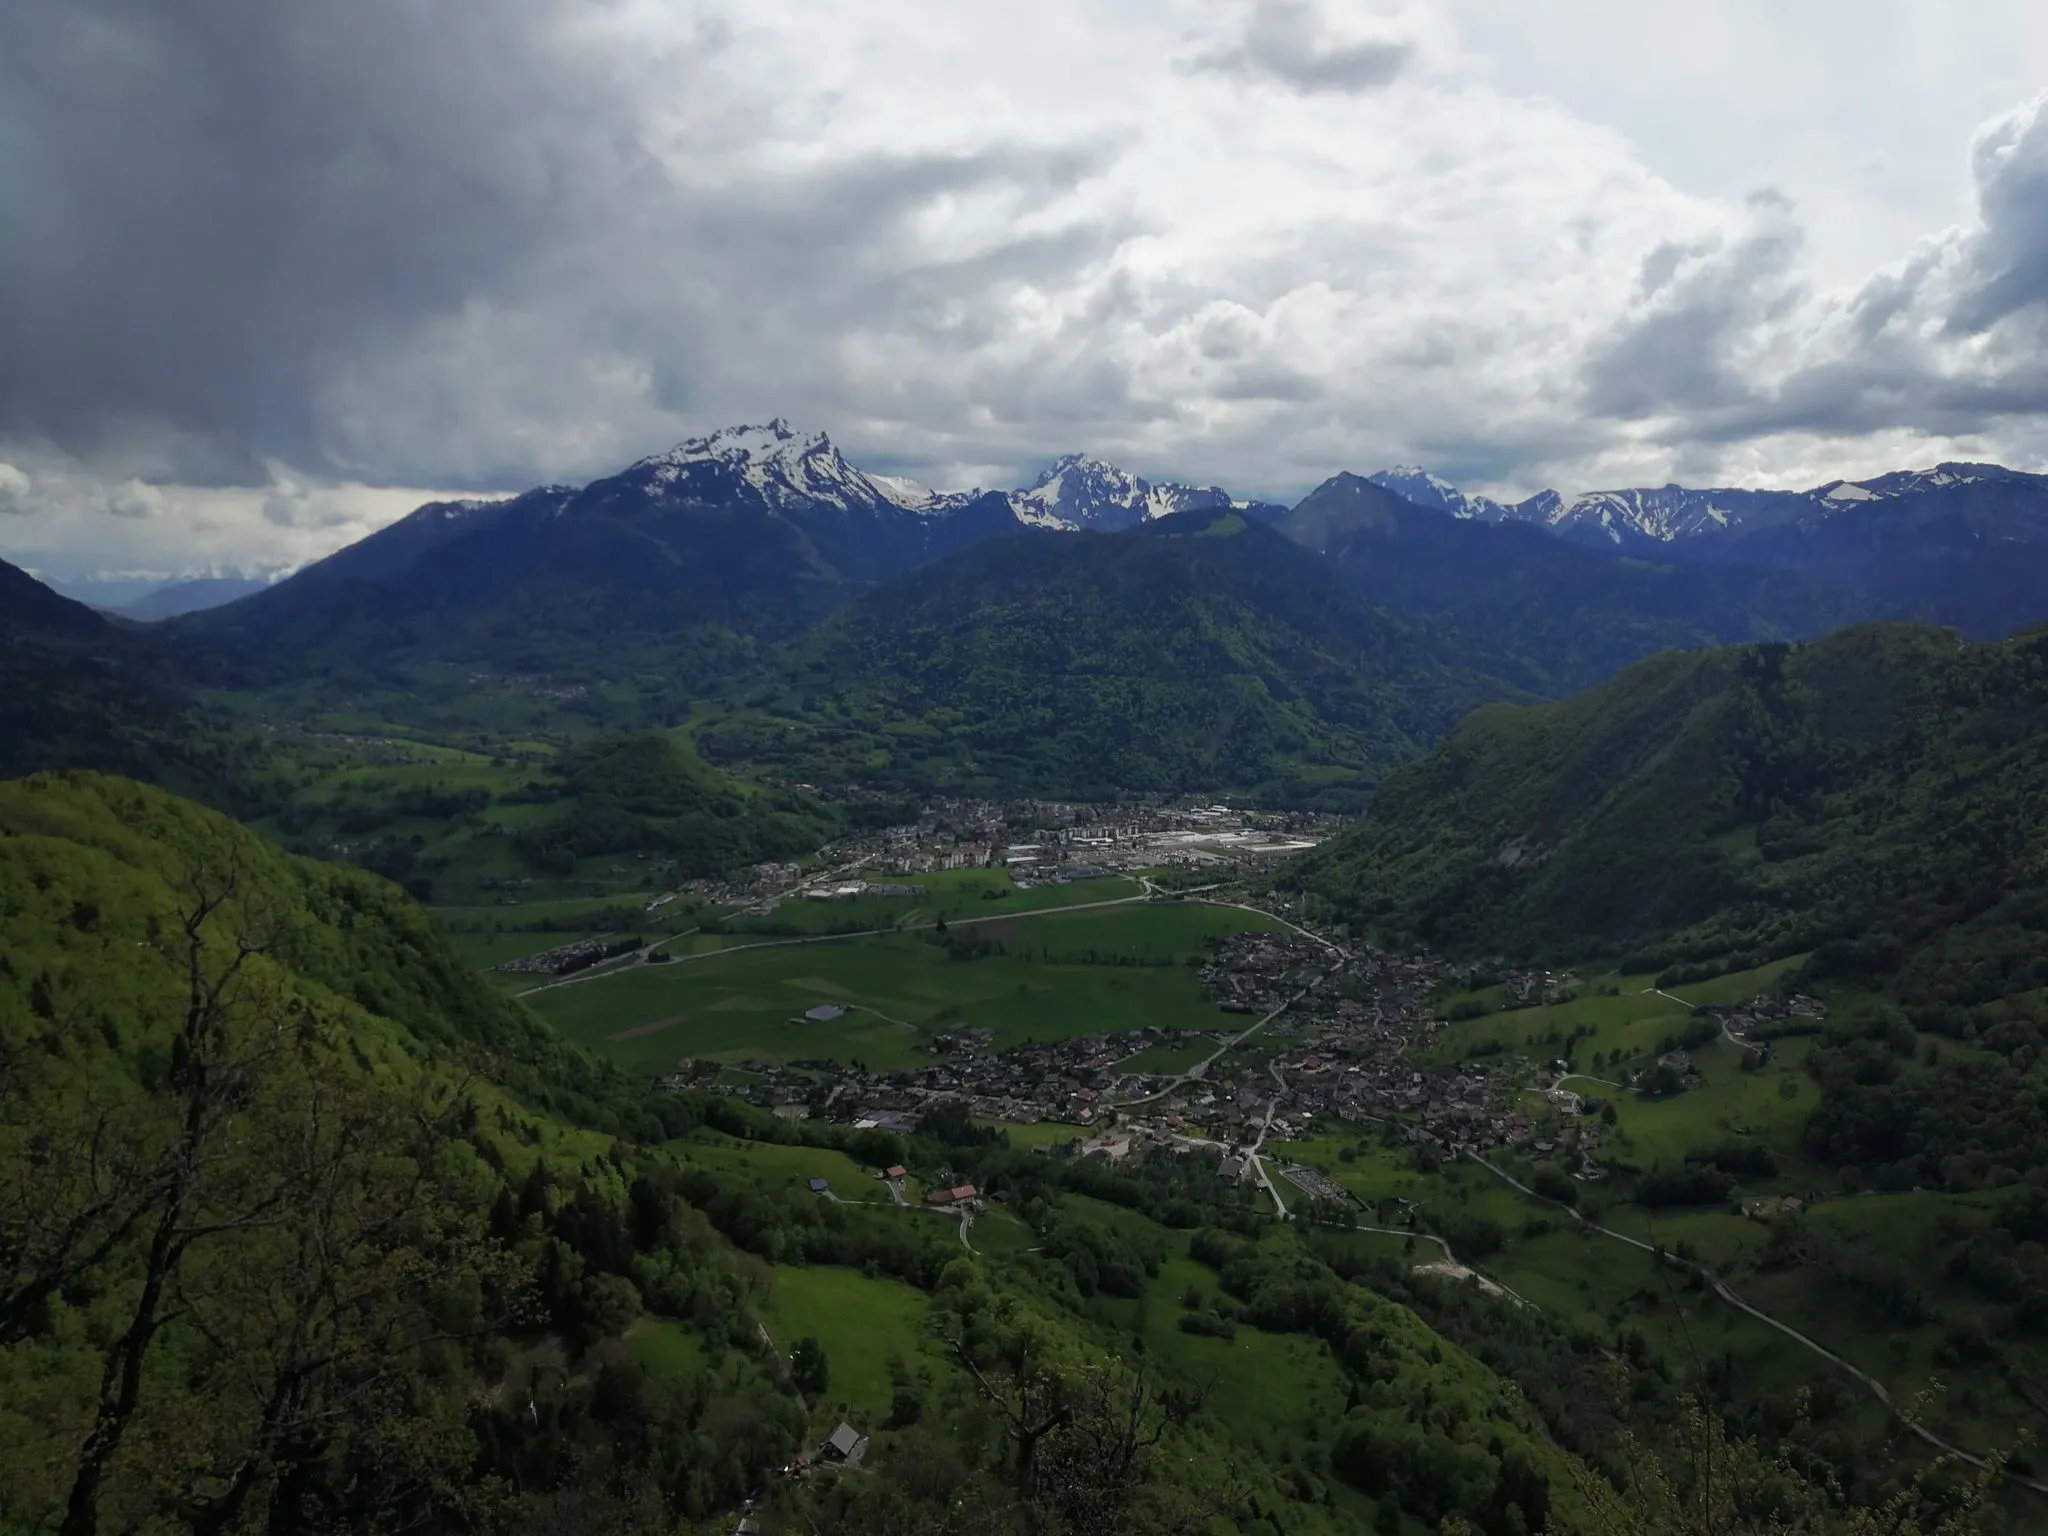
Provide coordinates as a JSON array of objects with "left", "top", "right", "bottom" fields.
[
  {"left": 1191, "top": 1, "right": 1413, "bottom": 96},
  {"left": 0, "top": 0, "right": 1124, "bottom": 488},
  {"left": 0, "top": 0, "right": 669, "bottom": 480}
]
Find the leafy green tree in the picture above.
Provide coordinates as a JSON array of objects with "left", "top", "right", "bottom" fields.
[{"left": 791, "top": 1335, "right": 831, "bottom": 1396}]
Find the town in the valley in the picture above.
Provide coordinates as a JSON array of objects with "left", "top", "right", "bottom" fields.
[{"left": 504, "top": 798, "right": 1821, "bottom": 1218}]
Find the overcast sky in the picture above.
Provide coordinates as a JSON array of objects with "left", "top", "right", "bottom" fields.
[{"left": 6, "top": 0, "right": 2048, "bottom": 584}]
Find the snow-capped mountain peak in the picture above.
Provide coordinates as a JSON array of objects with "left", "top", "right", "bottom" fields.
[
  {"left": 1814, "top": 462, "right": 2038, "bottom": 503},
  {"left": 632, "top": 419, "right": 918, "bottom": 515},
  {"left": 1013, "top": 452, "right": 1231, "bottom": 531},
  {"left": 1366, "top": 466, "right": 1516, "bottom": 522}
]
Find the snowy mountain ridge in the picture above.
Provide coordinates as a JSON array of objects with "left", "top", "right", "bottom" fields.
[
  {"left": 1370, "top": 460, "right": 2048, "bottom": 547},
  {"left": 629, "top": 418, "right": 928, "bottom": 517},
  {"left": 1367, "top": 466, "right": 1517, "bottom": 522},
  {"left": 1009, "top": 452, "right": 1233, "bottom": 531},
  {"left": 618, "top": 424, "right": 1244, "bottom": 532}
]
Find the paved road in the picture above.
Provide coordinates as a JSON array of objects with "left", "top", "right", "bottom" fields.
[
  {"left": 1113, "top": 968, "right": 1330, "bottom": 1108},
  {"left": 1246, "top": 1062, "right": 1289, "bottom": 1219},
  {"left": 1551, "top": 1072, "right": 1625, "bottom": 1091},
  {"left": 1464, "top": 1152, "right": 2048, "bottom": 1496}
]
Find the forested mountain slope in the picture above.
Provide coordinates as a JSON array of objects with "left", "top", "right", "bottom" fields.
[
  {"left": 509, "top": 732, "right": 840, "bottom": 875},
  {"left": 1, "top": 772, "right": 1638, "bottom": 1534},
  {"left": 0, "top": 558, "right": 253, "bottom": 796},
  {"left": 171, "top": 428, "right": 1024, "bottom": 684},
  {"left": 700, "top": 506, "right": 1531, "bottom": 806},
  {"left": 1285, "top": 623, "right": 2048, "bottom": 991},
  {"left": 1282, "top": 473, "right": 1877, "bottom": 694}
]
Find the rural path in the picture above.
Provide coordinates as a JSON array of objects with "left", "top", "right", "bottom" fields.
[
  {"left": 1463, "top": 1152, "right": 2048, "bottom": 1496},
  {"left": 1347, "top": 1221, "right": 1532, "bottom": 1307},
  {"left": 848, "top": 1002, "right": 917, "bottom": 1031},
  {"left": 1721, "top": 1020, "right": 1768, "bottom": 1058},
  {"left": 1203, "top": 899, "right": 1342, "bottom": 955},
  {"left": 1551, "top": 1072, "right": 1625, "bottom": 1091},
  {"left": 1635, "top": 985, "right": 1698, "bottom": 1010}
]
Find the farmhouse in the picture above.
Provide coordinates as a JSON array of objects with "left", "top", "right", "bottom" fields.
[
  {"left": 927, "top": 1185, "right": 977, "bottom": 1206},
  {"left": 820, "top": 1423, "right": 868, "bottom": 1465}
]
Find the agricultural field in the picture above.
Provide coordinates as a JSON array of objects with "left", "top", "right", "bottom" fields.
[
  {"left": 1420, "top": 956, "right": 1811, "bottom": 1070},
  {"left": 528, "top": 901, "right": 1281, "bottom": 1074},
  {"left": 1117, "top": 1040, "right": 1218, "bottom": 1075},
  {"left": 722, "top": 871, "right": 1141, "bottom": 937},
  {"left": 969, "top": 1207, "right": 1038, "bottom": 1256},
  {"left": 1119, "top": 1251, "right": 1385, "bottom": 1534},
  {"left": 678, "top": 1134, "right": 896, "bottom": 1200},
  {"left": 983, "top": 1120, "right": 1088, "bottom": 1153}
]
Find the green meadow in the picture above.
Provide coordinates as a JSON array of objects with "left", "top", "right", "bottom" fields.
[
  {"left": 763, "top": 1266, "right": 937, "bottom": 1418},
  {"left": 724, "top": 871, "right": 1143, "bottom": 936},
  {"left": 679, "top": 1134, "right": 896, "bottom": 1198},
  {"left": 1421, "top": 956, "right": 1811, "bottom": 1070},
  {"left": 628, "top": 1319, "right": 709, "bottom": 1380},
  {"left": 527, "top": 902, "right": 1280, "bottom": 1072}
]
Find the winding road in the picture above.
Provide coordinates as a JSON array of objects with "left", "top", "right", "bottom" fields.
[{"left": 1463, "top": 1152, "right": 2048, "bottom": 1495}]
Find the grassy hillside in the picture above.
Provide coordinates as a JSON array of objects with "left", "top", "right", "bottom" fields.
[
  {"left": 700, "top": 506, "right": 1529, "bottom": 808},
  {"left": 0, "top": 772, "right": 1572, "bottom": 1533},
  {"left": 0, "top": 773, "right": 2012, "bottom": 1532},
  {"left": 1281, "top": 621, "right": 2048, "bottom": 1487},
  {"left": 248, "top": 730, "right": 840, "bottom": 906},
  {"left": 1286, "top": 622, "right": 2048, "bottom": 979}
]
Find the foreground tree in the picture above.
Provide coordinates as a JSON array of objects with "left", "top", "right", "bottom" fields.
[{"left": 1, "top": 853, "right": 528, "bottom": 1535}]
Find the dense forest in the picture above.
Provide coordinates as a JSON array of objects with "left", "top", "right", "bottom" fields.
[
  {"left": 508, "top": 734, "right": 840, "bottom": 876},
  {"left": 698, "top": 508, "right": 1525, "bottom": 810},
  {"left": 1285, "top": 621, "right": 2048, "bottom": 991},
  {"left": 1278, "top": 473, "right": 1875, "bottom": 697}
]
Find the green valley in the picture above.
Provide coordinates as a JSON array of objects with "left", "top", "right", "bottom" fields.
[{"left": 0, "top": 772, "right": 1658, "bottom": 1535}]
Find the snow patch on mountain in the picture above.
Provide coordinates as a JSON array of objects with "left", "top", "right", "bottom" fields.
[
  {"left": 631, "top": 419, "right": 912, "bottom": 515},
  {"left": 1012, "top": 453, "right": 1232, "bottom": 531},
  {"left": 1367, "top": 466, "right": 1515, "bottom": 522}
]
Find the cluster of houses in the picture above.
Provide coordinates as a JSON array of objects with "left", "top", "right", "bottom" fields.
[
  {"left": 650, "top": 920, "right": 1559, "bottom": 1161},
  {"left": 1499, "top": 968, "right": 1583, "bottom": 1008},
  {"left": 494, "top": 933, "right": 642, "bottom": 977}
]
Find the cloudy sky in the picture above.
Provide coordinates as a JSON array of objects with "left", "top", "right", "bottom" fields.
[{"left": 6, "top": 0, "right": 2048, "bottom": 587}]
